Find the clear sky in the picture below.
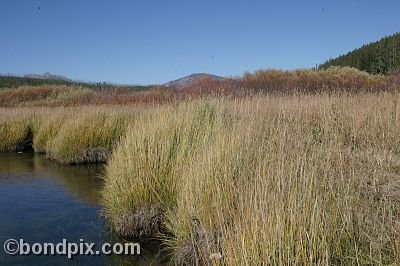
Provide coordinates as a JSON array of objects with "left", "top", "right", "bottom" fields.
[{"left": 1, "top": 0, "right": 399, "bottom": 85}]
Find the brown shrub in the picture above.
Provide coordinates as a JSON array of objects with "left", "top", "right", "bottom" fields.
[{"left": 0, "top": 67, "right": 397, "bottom": 107}]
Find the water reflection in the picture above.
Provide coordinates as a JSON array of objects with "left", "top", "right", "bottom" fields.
[
  {"left": 0, "top": 153, "right": 103, "bottom": 206},
  {"left": 0, "top": 153, "right": 168, "bottom": 265}
]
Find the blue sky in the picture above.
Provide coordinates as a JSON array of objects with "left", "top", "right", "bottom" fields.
[{"left": 1, "top": 0, "right": 399, "bottom": 84}]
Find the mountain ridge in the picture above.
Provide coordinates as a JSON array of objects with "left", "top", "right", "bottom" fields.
[
  {"left": 24, "top": 72, "right": 71, "bottom": 81},
  {"left": 163, "top": 73, "right": 224, "bottom": 87}
]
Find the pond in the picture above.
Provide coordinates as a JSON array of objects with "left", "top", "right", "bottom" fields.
[{"left": 0, "top": 153, "right": 168, "bottom": 265}]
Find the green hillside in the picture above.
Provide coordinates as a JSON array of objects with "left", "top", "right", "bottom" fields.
[{"left": 319, "top": 32, "right": 400, "bottom": 75}]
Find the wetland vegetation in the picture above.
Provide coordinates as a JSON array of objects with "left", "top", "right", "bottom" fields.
[{"left": 1, "top": 67, "right": 400, "bottom": 264}]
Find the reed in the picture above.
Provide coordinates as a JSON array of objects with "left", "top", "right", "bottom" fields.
[
  {"left": 32, "top": 110, "right": 68, "bottom": 153},
  {"left": 102, "top": 94, "right": 400, "bottom": 265},
  {"left": 0, "top": 109, "right": 32, "bottom": 152},
  {"left": 46, "top": 111, "right": 133, "bottom": 164},
  {"left": 1, "top": 92, "right": 399, "bottom": 264},
  {"left": 101, "top": 101, "right": 227, "bottom": 238},
  {"left": 0, "top": 107, "right": 138, "bottom": 164}
]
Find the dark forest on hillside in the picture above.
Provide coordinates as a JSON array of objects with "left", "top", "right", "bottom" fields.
[{"left": 320, "top": 33, "right": 400, "bottom": 75}]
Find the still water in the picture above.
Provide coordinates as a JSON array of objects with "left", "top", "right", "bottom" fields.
[{"left": 0, "top": 153, "right": 167, "bottom": 265}]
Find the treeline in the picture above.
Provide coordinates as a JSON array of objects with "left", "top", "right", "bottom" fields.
[
  {"left": 0, "top": 75, "right": 72, "bottom": 88},
  {"left": 0, "top": 75, "right": 154, "bottom": 91},
  {"left": 319, "top": 32, "right": 400, "bottom": 74}
]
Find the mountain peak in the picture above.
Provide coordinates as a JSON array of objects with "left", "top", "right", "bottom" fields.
[
  {"left": 164, "top": 73, "right": 224, "bottom": 87},
  {"left": 24, "top": 72, "right": 71, "bottom": 81}
]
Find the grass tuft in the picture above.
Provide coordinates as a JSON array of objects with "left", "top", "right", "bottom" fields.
[
  {"left": 47, "top": 111, "right": 132, "bottom": 164},
  {"left": 101, "top": 95, "right": 400, "bottom": 264},
  {"left": 0, "top": 110, "right": 32, "bottom": 152}
]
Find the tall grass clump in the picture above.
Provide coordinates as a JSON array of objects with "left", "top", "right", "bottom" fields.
[
  {"left": 46, "top": 111, "right": 132, "bottom": 164},
  {"left": 0, "top": 107, "right": 142, "bottom": 164},
  {"left": 101, "top": 95, "right": 400, "bottom": 265},
  {"left": 31, "top": 109, "right": 69, "bottom": 153},
  {"left": 101, "top": 101, "right": 227, "bottom": 238},
  {"left": 164, "top": 95, "right": 400, "bottom": 265},
  {"left": 0, "top": 109, "right": 32, "bottom": 152}
]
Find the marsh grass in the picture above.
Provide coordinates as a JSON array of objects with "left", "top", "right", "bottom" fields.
[
  {"left": 102, "top": 94, "right": 400, "bottom": 265},
  {"left": 1, "top": 93, "right": 400, "bottom": 264},
  {"left": 101, "top": 101, "right": 227, "bottom": 238},
  {"left": 0, "top": 118, "right": 31, "bottom": 152},
  {"left": 0, "top": 109, "right": 32, "bottom": 152},
  {"left": 32, "top": 110, "right": 68, "bottom": 153},
  {"left": 46, "top": 111, "right": 133, "bottom": 164},
  {"left": 0, "top": 107, "right": 138, "bottom": 164}
]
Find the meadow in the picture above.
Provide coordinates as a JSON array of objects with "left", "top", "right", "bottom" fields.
[
  {"left": 100, "top": 94, "right": 400, "bottom": 265},
  {"left": 1, "top": 67, "right": 400, "bottom": 265}
]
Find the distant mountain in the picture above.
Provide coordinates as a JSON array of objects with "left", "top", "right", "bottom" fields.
[
  {"left": 24, "top": 72, "right": 71, "bottom": 81},
  {"left": 164, "top": 73, "right": 224, "bottom": 87},
  {"left": 319, "top": 32, "right": 400, "bottom": 75}
]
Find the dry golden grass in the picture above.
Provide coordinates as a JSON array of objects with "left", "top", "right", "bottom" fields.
[
  {"left": 45, "top": 111, "right": 133, "bottom": 164},
  {"left": 0, "top": 106, "right": 142, "bottom": 163},
  {"left": 102, "top": 94, "right": 400, "bottom": 265},
  {"left": 1, "top": 92, "right": 400, "bottom": 264},
  {"left": 0, "top": 108, "right": 32, "bottom": 152},
  {"left": 101, "top": 102, "right": 225, "bottom": 238}
]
